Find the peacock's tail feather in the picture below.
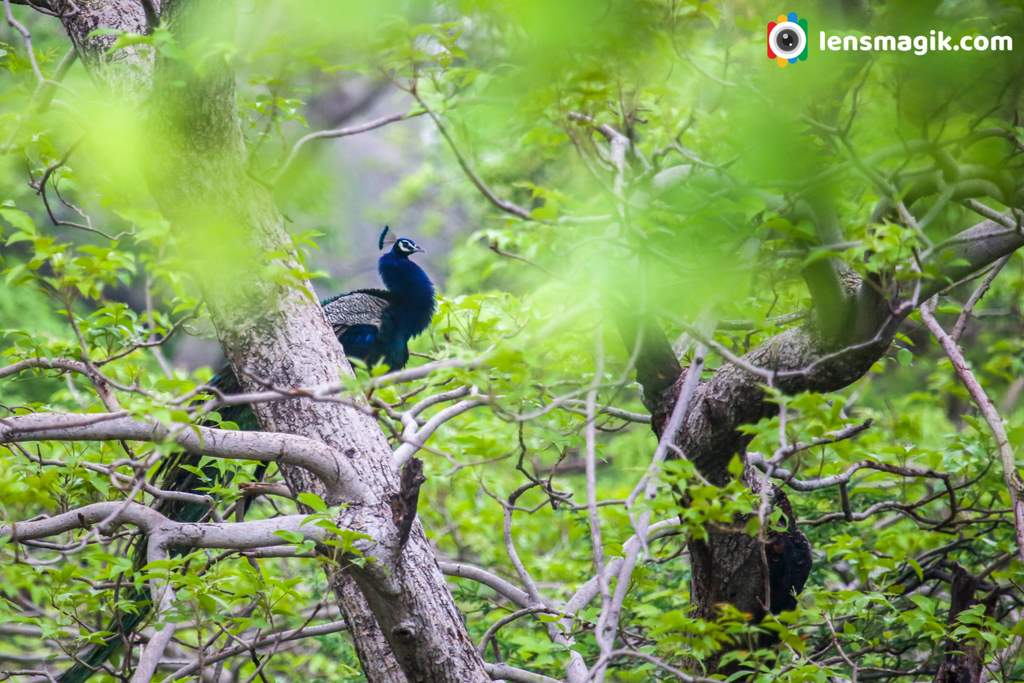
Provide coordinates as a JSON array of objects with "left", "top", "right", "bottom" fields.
[
  {"left": 57, "top": 583, "right": 150, "bottom": 683},
  {"left": 58, "top": 367, "right": 256, "bottom": 683}
]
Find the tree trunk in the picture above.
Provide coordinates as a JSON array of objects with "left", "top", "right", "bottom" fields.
[
  {"left": 55, "top": 1, "right": 489, "bottom": 680},
  {"left": 933, "top": 565, "right": 990, "bottom": 683}
]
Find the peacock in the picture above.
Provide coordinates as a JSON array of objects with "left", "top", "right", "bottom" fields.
[{"left": 59, "top": 227, "right": 435, "bottom": 683}]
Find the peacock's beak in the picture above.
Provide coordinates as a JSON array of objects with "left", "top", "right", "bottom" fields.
[{"left": 413, "top": 245, "right": 426, "bottom": 254}]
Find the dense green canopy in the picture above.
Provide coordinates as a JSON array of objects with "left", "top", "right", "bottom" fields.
[{"left": 1, "top": 1, "right": 1022, "bottom": 681}]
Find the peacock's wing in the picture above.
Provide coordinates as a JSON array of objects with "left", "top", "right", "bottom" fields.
[
  {"left": 322, "top": 289, "right": 392, "bottom": 366},
  {"left": 322, "top": 288, "right": 391, "bottom": 333}
]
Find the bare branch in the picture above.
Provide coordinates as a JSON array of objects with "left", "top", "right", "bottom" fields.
[
  {"left": 393, "top": 394, "right": 488, "bottom": 466},
  {"left": 438, "top": 561, "right": 532, "bottom": 608},
  {"left": 564, "top": 518, "right": 682, "bottom": 618},
  {"left": 131, "top": 537, "right": 175, "bottom": 683},
  {"left": 482, "top": 663, "right": 562, "bottom": 683},
  {"left": 748, "top": 453, "right": 953, "bottom": 492},
  {"left": 3, "top": 0, "right": 43, "bottom": 82},
  {"left": 0, "top": 502, "right": 330, "bottom": 550},
  {"left": 584, "top": 333, "right": 611, "bottom": 666},
  {"left": 272, "top": 110, "right": 423, "bottom": 184},
  {"left": 951, "top": 255, "right": 1009, "bottom": 342},
  {"left": 411, "top": 87, "right": 534, "bottom": 221},
  {"left": 597, "top": 649, "right": 718, "bottom": 683},
  {"left": 766, "top": 419, "right": 873, "bottom": 466},
  {"left": 921, "top": 298, "right": 1024, "bottom": 563},
  {"left": 476, "top": 606, "right": 557, "bottom": 656},
  {"left": 0, "top": 412, "right": 366, "bottom": 503},
  {"left": 164, "top": 620, "right": 350, "bottom": 681}
]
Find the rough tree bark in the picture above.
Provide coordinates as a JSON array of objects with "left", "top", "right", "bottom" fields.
[
  {"left": 933, "top": 565, "right": 993, "bottom": 683},
  {"left": 49, "top": 0, "right": 489, "bottom": 680}
]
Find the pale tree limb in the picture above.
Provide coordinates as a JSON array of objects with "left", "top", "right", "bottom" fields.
[
  {"left": 3, "top": 0, "right": 43, "bottom": 82},
  {"left": 920, "top": 297, "right": 1024, "bottom": 564},
  {"left": 482, "top": 663, "right": 563, "bottom": 683},
  {"left": 476, "top": 606, "right": 558, "bottom": 656},
  {"left": 951, "top": 255, "right": 1010, "bottom": 342},
  {"left": 747, "top": 454, "right": 953, "bottom": 493},
  {"left": 0, "top": 412, "right": 366, "bottom": 504},
  {"left": 590, "top": 344, "right": 705, "bottom": 683},
  {"left": 495, "top": 489, "right": 588, "bottom": 683},
  {"left": 438, "top": 561, "right": 532, "bottom": 608},
  {"left": 584, "top": 332, "right": 611, "bottom": 668},
  {"left": 0, "top": 502, "right": 331, "bottom": 549},
  {"left": 192, "top": 353, "right": 488, "bottom": 414},
  {"left": 393, "top": 392, "right": 488, "bottom": 466},
  {"left": 564, "top": 518, "right": 683, "bottom": 620},
  {"left": 597, "top": 649, "right": 718, "bottom": 683},
  {"left": 130, "top": 538, "right": 175, "bottom": 683},
  {"left": 1, "top": 504, "right": 352, "bottom": 682}
]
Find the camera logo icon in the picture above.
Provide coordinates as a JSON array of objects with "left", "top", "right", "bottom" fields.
[{"left": 767, "top": 12, "right": 808, "bottom": 67}]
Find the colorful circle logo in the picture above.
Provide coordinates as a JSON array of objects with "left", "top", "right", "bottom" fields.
[{"left": 767, "top": 13, "right": 809, "bottom": 67}]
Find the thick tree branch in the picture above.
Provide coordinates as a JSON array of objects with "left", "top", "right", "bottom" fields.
[
  {"left": 664, "top": 216, "right": 1022, "bottom": 485},
  {"left": 482, "top": 662, "right": 562, "bottom": 683},
  {"left": 0, "top": 502, "right": 329, "bottom": 549},
  {"left": 392, "top": 394, "right": 488, "bottom": 466},
  {"left": 131, "top": 537, "right": 174, "bottom": 683},
  {"left": 615, "top": 313, "right": 683, "bottom": 422},
  {"left": 438, "top": 561, "right": 532, "bottom": 608},
  {"left": 797, "top": 196, "right": 858, "bottom": 342},
  {"left": 0, "top": 412, "right": 365, "bottom": 503}
]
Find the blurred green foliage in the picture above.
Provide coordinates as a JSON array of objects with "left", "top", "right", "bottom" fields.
[{"left": 1, "top": 0, "right": 1023, "bottom": 680}]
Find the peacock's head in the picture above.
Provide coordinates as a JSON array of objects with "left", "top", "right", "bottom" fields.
[{"left": 379, "top": 226, "right": 425, "bottom": 259}]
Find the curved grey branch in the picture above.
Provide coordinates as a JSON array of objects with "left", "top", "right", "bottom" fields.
[
  {"left": 0, "top": 412, "right": 367, "bottom": 504},
  {"left": 0, "top": 501, "right": 329, "bottom": 550}
]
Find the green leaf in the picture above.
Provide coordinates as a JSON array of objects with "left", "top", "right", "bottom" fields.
[
  {"left": 0, "top": 207, "right": 35, "bottom": 235},
  {"left": 297, "top": 492, "right": 328, "bottom": 513}
]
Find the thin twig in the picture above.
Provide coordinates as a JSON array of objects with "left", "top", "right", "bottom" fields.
[
  {"left": 3, "top": 0, "right": 43, "bottom": 82},
  {"left": 272, "top": 110, "right": 422, "bottom": 184},
  {"left": 411, "top": 86, "right": 534, "bottom": 221}
]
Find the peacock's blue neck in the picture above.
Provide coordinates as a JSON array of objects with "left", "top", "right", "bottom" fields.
[{"left": 378, "top": 252, "right": 436, "bottom": 336}]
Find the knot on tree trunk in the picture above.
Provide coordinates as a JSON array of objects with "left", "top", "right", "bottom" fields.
[{"left": 390, "top": 457, "right": 425, "bottom": 550}]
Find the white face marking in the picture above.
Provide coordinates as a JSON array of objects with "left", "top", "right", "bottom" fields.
[{"left": 398, "top": 239, "right": 418, "bottom": 253}]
